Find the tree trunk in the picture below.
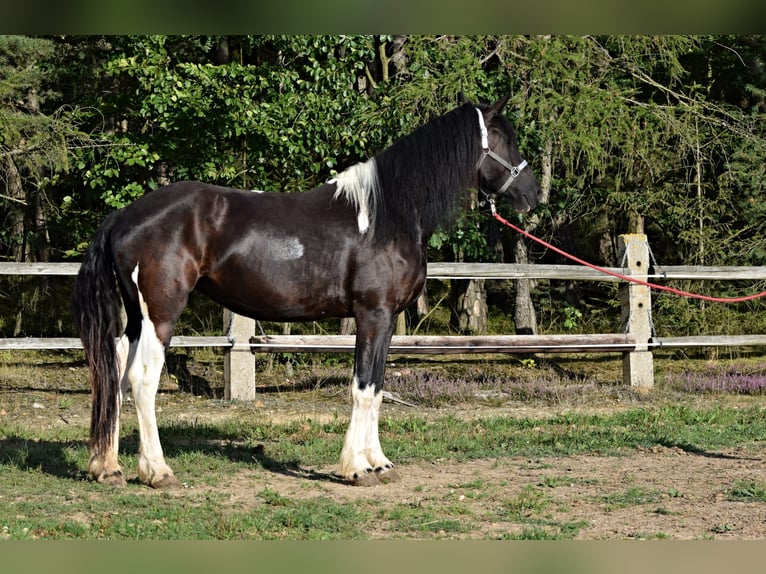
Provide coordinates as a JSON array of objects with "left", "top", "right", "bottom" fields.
[
  {"left": 363, "top": 36, "right": 408, "bottom": 94},
  {"left": 451, "top": 278, "right": 488, "bottom": 333},
  {"left": 32, "top": 187, "right": 51, "bottom": 263},
  {"left": 450, "top": 189, "right": 489, "bottom": 334},
  {"left": 212, "top": 37, "right": 230, "bottom": 66},
  {"left": 395, "top": 312, "right": 407, "bottom": 336},
  {"left": 513, "top": 239, "right": 537, "bottom": 335},
  {"left": 156, "top": 161, "right": 171, "bottom": 187},
  {"left": 5, "top": 157, "right": 26, "bottom": 262},
  {"left": 416, "top": 289, "right": 429, "bottom": 316},
  {"left": 513, "top": 133, "right": 553, "bottom": 335}
]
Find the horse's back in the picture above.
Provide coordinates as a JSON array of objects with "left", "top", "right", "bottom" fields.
[
  {"left": 105, "top": 179, "right": 426, "bottom": 323},
  {"left": 106, "top": 181, "right": 357, "bottom": 319}
]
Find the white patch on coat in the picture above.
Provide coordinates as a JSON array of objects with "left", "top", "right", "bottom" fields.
[{"left": 265, "top": 237, "right": 305, "bottom": 261}]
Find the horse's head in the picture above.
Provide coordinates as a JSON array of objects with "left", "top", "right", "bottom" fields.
[{"left": 470, "top": 94, "right": 541, "bottom": 214}]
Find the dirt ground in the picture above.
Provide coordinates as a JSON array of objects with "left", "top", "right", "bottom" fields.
[
  {"left": 2, "top": 353, "right": 766, "bottom": 540},
  {"left": 197, "top": 393, "right": 766, "bottom": 540},
  {"left": 234, "top": 445, "right": 766, "bottom": 539}
]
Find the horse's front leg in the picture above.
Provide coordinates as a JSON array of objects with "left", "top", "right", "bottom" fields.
[{"left": 339, "top": 310, "right": 399, "bottom": 486}]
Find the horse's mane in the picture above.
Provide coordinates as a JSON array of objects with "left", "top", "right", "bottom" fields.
[{"left": 332, "top": 103, "right": 480, "bottom": 243}]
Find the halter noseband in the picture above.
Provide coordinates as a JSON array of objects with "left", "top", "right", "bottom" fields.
[{"left": 475, "top": 108, "right": 528, "bottom": 196}]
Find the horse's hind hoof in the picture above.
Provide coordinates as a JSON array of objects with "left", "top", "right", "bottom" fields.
[
  {"left": 376, "top": 468, "right": 400, "bottom": 484},
  {"left": 351, "top": 472, "right": 381, "bottom": 487},
  {"left": 151, "top": 474, "right": 181, "bottom": 490}
]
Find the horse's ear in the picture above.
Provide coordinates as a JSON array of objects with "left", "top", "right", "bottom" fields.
[
  {"left": 489, "top": 92, "right": 511, "bottom": 114},
  {"left": 458, "top": 91, "right": 471, "bottom": 105}
]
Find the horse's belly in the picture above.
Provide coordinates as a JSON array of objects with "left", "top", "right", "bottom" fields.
[{"left": 195, "top": 269, "right": 350, "bottom": 322}]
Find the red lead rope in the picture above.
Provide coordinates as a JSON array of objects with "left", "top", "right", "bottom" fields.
[{"left": 492, "top": 210, "right": 766, "bottom": 304}]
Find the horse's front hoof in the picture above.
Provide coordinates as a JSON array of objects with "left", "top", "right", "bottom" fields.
[
  {"left": 150, "top": 474, "right": 181, "bottom": 490},
  {"left": 376, "top": 467, "right": 400, "bottom": 484},
  {"left": 350, "top": 471, "right": 381, "bottom": 487},
  {"left": 95, "top": 470, "right": 127, "bottom": 488}
]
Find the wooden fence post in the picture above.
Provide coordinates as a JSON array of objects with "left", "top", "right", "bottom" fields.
[
  {"left": 619, "top": 234, "right": 655, "bottom": 389},
  {"left": 223, "top": 309, "right": 256, "bottom": 401}
]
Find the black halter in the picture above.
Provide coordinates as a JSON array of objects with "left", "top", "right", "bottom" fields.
[{"left": 475, "top": 107, "right": 528, "bottom": 198}]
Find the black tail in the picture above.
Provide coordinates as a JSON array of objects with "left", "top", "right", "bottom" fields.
[{"left": 72, "top": 211, "right": 123, "bottom": 458}]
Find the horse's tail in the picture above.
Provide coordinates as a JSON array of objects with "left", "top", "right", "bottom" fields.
[{"left": 72, "top": 211, "right": 123, "bottom": 458}]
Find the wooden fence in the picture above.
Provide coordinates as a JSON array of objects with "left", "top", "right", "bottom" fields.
[{"left": 2, "top": 234, "right": 766, "bottom": 399}]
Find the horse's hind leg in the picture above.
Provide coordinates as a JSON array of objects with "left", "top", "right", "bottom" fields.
[{"left": 87, "top": 333, "right": 131, "bottom": 486}]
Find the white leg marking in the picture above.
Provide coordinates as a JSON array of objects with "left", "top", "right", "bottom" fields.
[
  {"left": 88, "top": 333, "right": 131, "bottom": 484},
  {"left": 365, "top": 390, "right": 393, "bottom": 471},
  {"left": 129, "top": 264, "right": 176, "bottom": 487},
  {"left": 109, "top": 334, "right": 132, "bottom": 459},
  {"left": 339, "top": 380, "right": 393, "bottom": 481}
]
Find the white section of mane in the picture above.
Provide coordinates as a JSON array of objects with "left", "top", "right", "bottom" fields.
[{"left": 329, "top": 159, "right": 380, "bottom": 234}]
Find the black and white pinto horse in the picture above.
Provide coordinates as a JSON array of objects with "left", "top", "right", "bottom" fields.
[{"left": 73, "top": 94, "right": 540, "bottom": 488}]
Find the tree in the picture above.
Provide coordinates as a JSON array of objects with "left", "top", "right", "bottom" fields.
[
  {"left": 0, "top": 36, "right": 106, "bottom": 335},
  {"left": 5, "top": 35, "right": 766, "bottom": 340},
  {"left": 73, "top": 35, "right": 381, "bottom": 209},
  {"left": 1, "top": 35, "right": 74, "bottom": 262},
  {"left": 485, "top": 35, "right": 766, "bottom": 335}
]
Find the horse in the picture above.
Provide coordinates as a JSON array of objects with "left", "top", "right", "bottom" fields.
[{"left": 72, "top": 93, "right": 540, "bottom": 488}]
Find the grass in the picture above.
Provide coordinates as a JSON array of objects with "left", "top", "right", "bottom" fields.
[
  {"left": 726, "top": 480, "right": 766, "bottom": 502},
  {"left": 2, "top": 482, "right": 370, "bottom": 540},
  {"left": 2, "top": 350, "right": 766, "bottom": 539},
  {"left": 599, "top": 486, "right": 665, "bottom": 511},
  {"left": 377, "top": 405, "right": 766, "bottom": 463},
  {"left": 2, "top": 399, "right": 766, "bottom": 539}
]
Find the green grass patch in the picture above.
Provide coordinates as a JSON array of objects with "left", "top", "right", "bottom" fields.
[
  {"left": 501, "top": 485, "right": 553, "bottom": 518},
  {"left": 2, "top": 403, "right": 766, "bottom": 539},
  {"left": 499, "top": 521, "right": 588, "bottom": 540},
  {"left": 726, "top": 480, "right": 766, "bottom": 502},
  {"left": 381, "top": 405, "right": 766, "bottom": 463},
  {"left": 599, "top": 486, "right": 664, "bottom": 511}
]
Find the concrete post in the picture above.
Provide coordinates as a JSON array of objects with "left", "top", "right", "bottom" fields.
[
  {"left": 223, "top": 309, "right": 256, "bottom": 401},
  {"left": 619, "top": 234, "right": 655, "bottom": 389}
]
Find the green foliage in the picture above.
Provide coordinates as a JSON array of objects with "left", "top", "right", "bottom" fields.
[
  {"left": 0, "top": 36, "right": 111, "bottom": 262},
  {"left": 562, "top": 305, "right": 583, "bottom": 331},
  {"left": 87, "top": 35, "right": 380, "bottom": 203},
  {"left": 3, "top": 35, "right": 766, "bottom": 338},
  {"left": 429, "top": 209, "right": 496, "bottom": 262}
]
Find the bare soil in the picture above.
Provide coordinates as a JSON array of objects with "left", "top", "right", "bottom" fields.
[
  {"left": 183, "top": 390, "right": 766, "bottom": 540},
  {"left": 2, "top": 351, "right": 766, "bottom": 539},
  {"left": 215, "top": 445, "right": 766, "bottom": 540}
]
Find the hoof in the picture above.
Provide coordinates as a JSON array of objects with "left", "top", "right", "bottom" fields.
[
  {"left": 350, "top": 471, "right": 381, "bottom": 487},
  {"left": 376, "top": 467, "right": 400, "bottom": 484},
  {"left": 96, "top": 470, "right": 127, "bottom": 488},
  {"left": 151, "top": 474, "right": 181, "bottom": 490}
]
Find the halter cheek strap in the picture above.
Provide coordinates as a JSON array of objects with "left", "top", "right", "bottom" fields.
[{"left": 475, "top": 108, "right": 528, "bottom": 194}]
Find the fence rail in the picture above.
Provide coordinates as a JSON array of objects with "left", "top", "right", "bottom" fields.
[
  {"left": 4, "top": 334, "right": 765, "bottom": 352},
  {"left": 5, "top": 261, "right": 766, "bottom": 281},
  {"left": 2, "top": 234, "right": 765, "bottom": 398}
]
